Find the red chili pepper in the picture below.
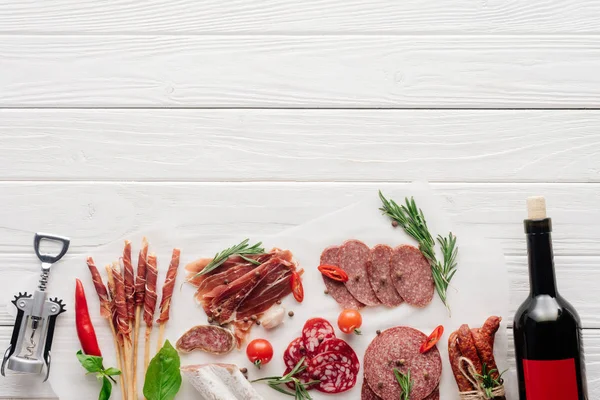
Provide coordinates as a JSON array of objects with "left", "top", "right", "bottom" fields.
[
  {"left": 290, "top": 271, "right": 304, "bottom": 303},
  {"left": 75, "top": 278, "right": 103, "bottom": 357},
  {"left": 420, "top": 325, "right": 444, "bottom": 353},
  {"left": 317, "top": 264, "right": 349, "bottom": 282}
]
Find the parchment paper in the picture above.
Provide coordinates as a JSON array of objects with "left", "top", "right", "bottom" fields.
[{"left": 5, "top": 183, "right": 514, "bottom": 399}]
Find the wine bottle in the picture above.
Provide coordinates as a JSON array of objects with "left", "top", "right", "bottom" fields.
[{"left": 513, "top": 196, "right": 588, "bottom": 399}]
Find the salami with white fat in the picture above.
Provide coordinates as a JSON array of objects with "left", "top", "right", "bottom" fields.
[
  {"left": 389, "top": 245, "right": 434, "bottom": 307},
  {"left": 302, "top": 318, "right": 336, "bottom": 357},
  {"left": 320, "top": 246, "right": 364, "bottom": 310},
  {"left": 310, "top": 361, "right": 358, "bottom": 393},
  {"left": 364, "top": 326, "right": 441, "bottom": 400},
  {"left": 176, "top": 325, "right": 236, "bottom": 355},
  {"left": 339, "top": 240, "right": 380, "bottom": 306},
  {"left": 284, "top": 336, "right": 306, "bottom": 370},
  {"left": 368, "top": 244, "right": 403, "bottom": 307},
  {"left": 316, "top": 338, "right": 360, "bottom": 372}
]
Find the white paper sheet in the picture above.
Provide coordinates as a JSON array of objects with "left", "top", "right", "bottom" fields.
[{"left": 4, "top": 183, "right": 514, "bottom": 399}]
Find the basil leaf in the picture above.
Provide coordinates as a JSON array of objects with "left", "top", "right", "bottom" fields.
[
  {"left": 76, "top": 350, "right": 104, "bottom": 373},
  {"left": 99, "top": 376, "right": 112, "bottom": 400},
  {"left": 143, "top": 340, "right": 182, "bottom": 400},
  {"left": 104, "top": 367, "right": 121, "bottom": 376}
]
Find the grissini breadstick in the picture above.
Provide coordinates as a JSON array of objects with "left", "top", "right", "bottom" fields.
[
  {"left": 144, "top": 252, "right": 158, "bottom": 371},
  {"left": 156, "top": 248, "right": 181, "bottom": 352},
  {"left": 133, "top": 237, "right": 148, "bottom": 399},
  {"left": 105, "top": 264, "right": 127, "bottom": 400}
]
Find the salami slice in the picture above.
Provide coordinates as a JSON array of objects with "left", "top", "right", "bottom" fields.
[
  {"left": 368, "top": 244, "right": 403, "bottom": 307},
  {"left": 284, "top": 366, "right": 316, "bottom": 391},
  {"left": 302, "top": 318, "right": 336, "bottom": 357},
  {"left": 389, "top": 245, "right": 434, "bottom": 307},
  {"left": 424, "top": 388, "right": 440, "bottom": 400},
  {"left": 175, "top": 325, "right": 236, "bottom": 355},
  {"left": 284, "top": 337, "right": 306, "bottom": 370},
  {"left": 310, "top": 351, "right": 359, "bottom": 373},
  {"left": 361, "top": 381, "right": 382, "bottom": 400},
  {"left": 311, "top": 361, "right": 358, "bottom": 393},
  {"left": 316, "top": 338, "right": 360, "bottom": 372},
  {"left": 320, "top": 246, "right": 364, "bottom": 310},
  {"left": 339, "top": 240, "right": 380, "bottom": 306},
  {"left": 364, "top": 326, "right": 442, "bottom": 400}
]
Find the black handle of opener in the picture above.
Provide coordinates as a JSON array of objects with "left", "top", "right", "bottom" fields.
[{"left": 34, "top": 233, "right": 70, "bottom": 264}]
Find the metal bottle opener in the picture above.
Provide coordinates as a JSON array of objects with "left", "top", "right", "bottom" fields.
[{"left": 1, "top": 233, "right": 70, "bottom": 381}]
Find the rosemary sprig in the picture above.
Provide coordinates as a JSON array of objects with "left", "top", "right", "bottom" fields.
[
  {"left": 189, "top": 239, "right": 265, "bottom": 279},
  {"left": 378, "top": 191, "right": 458, "bottom": 311},
  {"left": 252, "top": 357, "right": 319, "bottom": 400},
  {"left": 474, "top": 363, "right": 507, "bottom": 398},
  {"left": 393, "top": 368, "right": 413, "bottom": 400}
]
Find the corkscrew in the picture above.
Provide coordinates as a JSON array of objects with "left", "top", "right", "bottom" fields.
[{"left": 1, "top": 233, "right": 70, "bottom": 381}]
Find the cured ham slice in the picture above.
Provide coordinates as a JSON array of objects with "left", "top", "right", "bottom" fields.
[{"left": 203, "top": 257, "right": 294, "bottom": 324}]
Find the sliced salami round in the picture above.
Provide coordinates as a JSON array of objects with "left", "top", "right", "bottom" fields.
[
  {"left": 310, "top": 351, "right": 359, "bottom": 373},
  {"left": 361, "top": 381, "right": 382, "bottom": 400},
  {"left": 316, "top": 338, "right": 360, "bottom": 371},
  {"left": 284, "top": 366, "right": 316, "bottom": 391},
  {"left": 364, "top": 326, "right": 442, "bottom": 400},
  {"left": 302, "top": 318, "right": 336, "bottom": 357},
  {"left": 175, "top": 325, "right": 236, "bottom": 354},
  {"left": 389, "top": 245, "right": 434, "bottom": 307},
  {"left": 368, "top": 244, "right": 404, "bottom": 307},
  {"left": 283, "top": 336, "right": 306, "bottom": 370},
  {"left": 320, "top": 246, "right": 364, "bottom": 310},
  {"left": 424, "top": 387, "right": 440, "bottom": 400},
  {"left": 310, "top": 361, "right": 358, "bottom": 393},
  {"left": 339, "top": 240, "right": 380, "bottom": 306}
]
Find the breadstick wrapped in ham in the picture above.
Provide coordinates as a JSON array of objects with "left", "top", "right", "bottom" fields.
[
  {"left": 123, "top": 240, "right": 135, "bottom": 323},
  {"left": 144, "top": 253, "right": 158, "bottom": 327},
  {"left": 86, "top": 257, "right": 111, "bottom": 319},
  {"left": 135, "top": 237, "right": 149, "bottom": 305},
  {"left": 157, "top": 249, "right": 181, "bottom": 324},
  {"left": 111, "top": 262, "right": 131, "bottom": 340}
]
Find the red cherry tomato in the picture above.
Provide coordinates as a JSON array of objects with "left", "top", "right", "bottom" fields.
[
  {"left": 337, "top": 309, "right": 362, "bottom": 335},
  {"left": 246, "top": 339, "right": 274, "bottom": 369},
  {"left": 290, "top": 271, "right": 304, "bottom": 302},
  {"left": 420, "top": 325, "right": 444, "bottom": 353}
]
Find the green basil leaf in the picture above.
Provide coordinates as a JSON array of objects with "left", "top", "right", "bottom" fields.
[
  {"left": 143, "top": 340, "right": 182, "bottom": 400},
  {"left": 104, "top": 367, "right": 122, "bottom": 376},
  {"left": 76, "top": 350, "right": 104, "bottom": 373},
  {"left": 99, "top": 376, "right": 112, "bottom": 400}
]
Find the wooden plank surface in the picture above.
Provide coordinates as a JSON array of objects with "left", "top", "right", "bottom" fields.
[
  {"left": 0, "top": 182, "right": 597, "bottom": 256},
  {"left": 0, "top": 0, "right": 599, "bottom": 34},
  {"left": 2, "top": 109, "right": 600, "bottom": 182},
  {"left": 2, "top": 35, "right": 600, "bottom": 108}
]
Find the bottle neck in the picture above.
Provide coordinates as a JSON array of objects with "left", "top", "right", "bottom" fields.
[{"left": 526, "top": 231, "right": 558, "bottom": 297}]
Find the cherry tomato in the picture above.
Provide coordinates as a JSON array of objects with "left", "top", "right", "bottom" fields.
[
  {"left": 420, "top": 325, "right": 444, "bottom": 353},
  {"left": 337, "top": 309, "right": 362, "bottom": 335},
  {"left": 246, "top": 338, "right": 273, "bottom": 369},
  {"left": 290, "top": 271, "right": 304, "bottom": 302}
]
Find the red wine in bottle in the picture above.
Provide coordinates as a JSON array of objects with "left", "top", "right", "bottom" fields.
[{"left": 513, "top": 196, "right": 588, "bottom": 399}]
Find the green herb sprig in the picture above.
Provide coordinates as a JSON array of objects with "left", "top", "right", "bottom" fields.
[
  {"left": 379, "top": 191, "right": 458, "bottom": 311},
  {"left": 474, "top": 363, "right": 507, "bottom": 398},
  {"left": 252, "top": 357, "right": 319, "bottom": 399},
  {"left": 393, "top": 368, "right": 413, "bottom": 400},
  {"left": 143, "top": 340, "right": 182, "bottom": 400},
  {"left": 190, "top": 239, "right": 265, "bottom": 279},
  {"left": 76, "top": 350, "right": 121, "bottom": 400}
]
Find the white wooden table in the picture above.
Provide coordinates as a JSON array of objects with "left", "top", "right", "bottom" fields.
[{"left": 1, "top": 1, "right": 599, "bottom": 398}]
